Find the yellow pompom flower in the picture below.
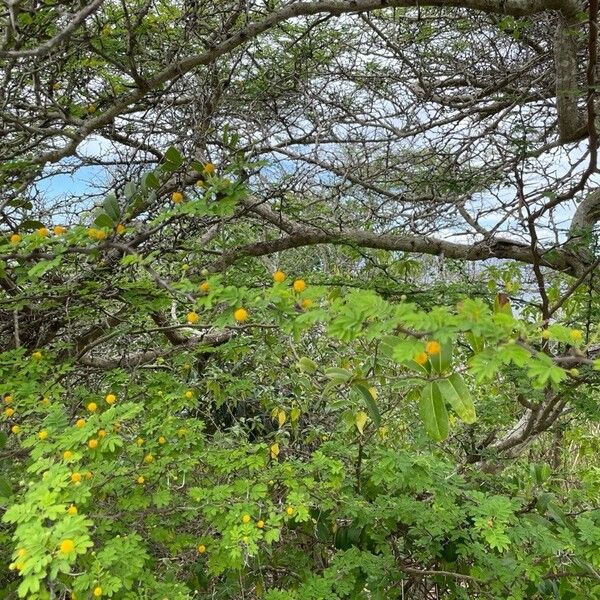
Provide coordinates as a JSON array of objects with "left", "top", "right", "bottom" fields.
[
  {"left": 71, "top": 472, "right": 82, "bottom": 483},
  {"left": 171, "top": 191, "right": 184, "bottom": 204},
  {"left": 11, "top": 424, "right": 20, "bottom": 434},
  {"left": 59, "top": 539, "right": 75, "bottom": 554},
  {"left": 63, "top": 450, "right": 73, "bottom": 460},
  {"left": 105, "top": 393, "right": 116, "bottom": 405},
  {"left": 75, "top": 418, "right": 86, "bottom": 428},
  {"left": 199, "top": 281, "right": 210, "bottom": 293},
  {"left": 66, "top": 504, "right": 78, "bottom": 515},
  {"left": 87, "top": 402, "right": 97, "bottom": 413},
  {"left": 292, "top": 279, "right": 306, "bottom": 293},
  {"left": 203, "top": 163, "right": 215, "bottom": 175},
  {"left": 144, "top": 453, "right": 154, "bottom": 464},
  {"left": 158, "top": 436, "right": 166, "bottom": 445},
  {"left": 36, "top": 227, "right": 49, "bottom": 237},
  {"left": 197, "top": 544, "right": 206, "bottom": 554},
  {"left": 93, "top": 587, "right": 102, "bottom": 597},
  {"left": 115, "top": 223, "right": 126, "bottom": 235},
  {"left": 273, "top": 270, "right": 286, "bottom": 283},
  {"left": 98, "top": 429, "right": 107, "bottom": 438},
  {"left": 234, "top": 308, "right": 248, "bottom": 322},
  {"left": 88, "top": 438, "right": 98, "bottom": 449},
  {"left": 4, "top": 407, "right": 14, "bottom": 417},
  {"left": 425, "top": 340, "right": 441, "bottom": 355},
  {"left": 9, "top": 233, "right": 21, "bottom": 245},
  {"left": 242, "top": 514, "right": 251, "bottom": 524},
  {"left": 137, "top": 475, "right": 145, "bottom": 485},
  {"left": 38, "top": 430, "right": 49, "bottom": 440},
  {"left": 32, "top": 351, "right": 42, "bottom": 360},
  {"left": 53, "top": 226, "right": 66, "bottom": 235},
  {"left": 257, "top": 520, "right": 265, "bottom": 529},
  {"left": 186, "top": 311, "right": 199, "bottom": 324},
  {"left": 414, "top": 352, "right": 429, "bottom": 366}
]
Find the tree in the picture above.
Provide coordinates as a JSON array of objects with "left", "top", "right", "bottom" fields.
[{"left": 0, "top": 1, "right": 599, "bottom": 599}]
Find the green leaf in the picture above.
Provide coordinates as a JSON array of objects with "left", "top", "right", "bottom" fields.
[
  {"left": 429, "top": 341, "right": 452, "bottom": 374},
  {"left": 142, "top": 172, "right": 160, "bottom": 190},
  {"left": 323, "top": 367, "right": 353, "bottom": 384},
  {"left": 418, "top": 382, "right": 449, "bottom": 441},
  {"left": 435, "top": 375, "right": 476, "bottom": 424},
  {"left": 94, "top": 213, "right": 115, "bottom": 228},
  {"left": 164, "top": 146, "right": 183, "bottom": 169},
  {"left": 103, "top": 193, "right": 120, "bottom": 222},
  {"left": 353, "top": 383, "right": 381, "bottom": 428}
]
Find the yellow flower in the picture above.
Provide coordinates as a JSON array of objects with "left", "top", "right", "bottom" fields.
[
  {"left": 234, "top": 308, "right": 248, "bottom": 322},
  {"left": 414, "top": 352, "right": 429, "bottom": 366},
  {"left": 273, "top": 270, "right": 286, "bottom": 283},
  {"left": 53, "top": 226, "right": 66, "bottom": 235},
  {"left": 4, "top": 407, "right": 14, "bottom": 417},
  {"left": 177, "top": 428, "right": 187, "bottom": 437},
  {"left": 137, "top": 475, "right": 145, "bottom": 485},
  {"left": 105, "top": 393, "right": 116, "bottom": 405},
  {"left": 199, "top": 281, "right": 210, "bottom": 293},
  {"left": 93, "top": 587, "right": 102, "bottom": 597},
  {"left": 16, "top": 548, "right": 26, "bottom": 558},
  {"left": 4, "top": 395, "right": 13, "bottom": 404},
  {"left": 286, "top": 506, "right": 295, "bottom": 516},
  {"left": 144, "top": 453, "right": 154, "bottom": 464},
  {"left": 570, "top": 329, "right": 583, "bottom": 342},
  {"left": 38, "top": 430, "right": 49, "bottom": 440},
  {"left": 59, "top": 539, "right": 75, "bottom": 554},
  {"left": 66, "top": 504, "right": 78, "bottom": 515},
  {"left": 171, "top": 191, "right": 184, "bottom": 204},
  {"left": 197, "top": 544, "right": 206, "bottom": 554},
  {"left": 257, "top": 520, "right": 265, "bottom": 529},
  {"left": 242, "top": 514, "right": 251, "bottom": 524},
  {"left": 87, "top": 104, "right": 97, "bottom": 114},
  {"left": 9, "top": 233, "right": 21, "bottom": 245},
  {"left": 115, "top": 223, "right": 126, "bottom": 235},
  {"left": 71, "top": 472, "right": 82, "bottom": 483},
  {"left": 36, "top": 227, "right": 49, "bottom": 237},
  {"left": 425, "top": 340, "right": 441, "bottom": 355},
  {"left": 63, "top": 450, "right": 73, "bottom": 460},
  {"left": 88, "top": 438, "right": 98, "bottom": 449},
  {"left": 203, "top": 163, "right": 215, "bottom": 175},
  {"left": 186, "top": 311, "right": 199, "bottom": 324},
  {"left": 301, "top": 298, "right": 313, "bottom": 309},
  {"left": 158, "top": 436, "right": 166, "bottom": 445},
  {"left": 11, "top": 424, "right": 20, "bottom": 434},
  {"left": 292, "top": 279, "right": 306, "bottom": 293},
  {"left": 75, "top": 418, "right": 86, "bottom": 428},
  {"left": 87, "top": 402, "right": 97, "bottom": 412},
  {"left": 185, "top": 390, "right": 194, "bottom": 399},
  {"left": 541, "top": 329, "right": 551, "bottom": 339},
  {"left": 84, "top": 471, "right": 93, "bottom": 480},
  {"left": 98, "top": 429, "right": 107, "bottom": 438},
  {"left": 136, "top": 437, "right": 144, "bottom": 446},
  {"left": 41, "top": 397, "right": 50, "bottom": 406},
  {"left": 32, "top": 351, "right": 42, "bottom": 360}
]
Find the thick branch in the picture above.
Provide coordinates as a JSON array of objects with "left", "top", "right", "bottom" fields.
[{"left": 209, "top": 228, "right": 581, "bottom": 275}]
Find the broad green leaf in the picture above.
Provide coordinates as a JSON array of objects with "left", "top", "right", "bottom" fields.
[
  {"left": 353, "top": 382, "right": 381, "bottom": 428},
  {"left": 418, "top": 382, "right": 449, "bottom": 441},
  {"left": 323, "top": 367, "right": 353, "bottom": 383},
  {"left": 436, "top": 375, "right": 476, "bottom": 424},
  {"left": 429, "top": 341, "right": 452, "bottom": 374},
  {"left": 103, "top": 193, "right": 120, "bottom": 222},
  {"left": 94, "top": 213, "right": 115, "bottom": 228}
]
